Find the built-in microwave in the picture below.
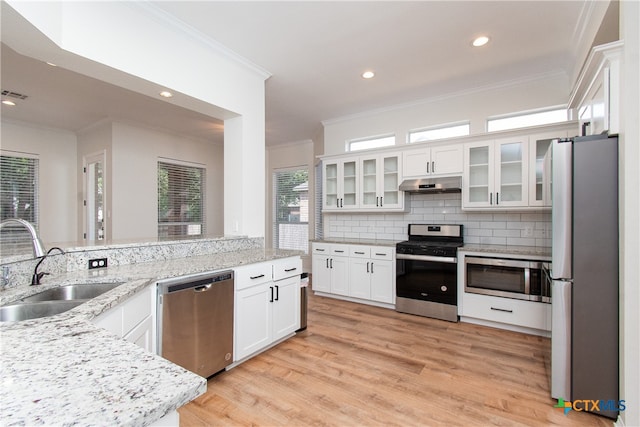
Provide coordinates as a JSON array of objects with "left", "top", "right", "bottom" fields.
[{"left": 465, "top": 256, "right": 550, "bottom": 303}]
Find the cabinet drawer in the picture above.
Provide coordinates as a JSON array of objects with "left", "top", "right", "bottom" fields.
[
  {"left": 330, "top": 245, "right": 349, "bottom": 257},
  {"left": 235, "top": 262, "right": 272, "bottom": 290},
  {"left": 370, "top": 247, "right": 394, "bottom": 260},
  {"left": 273, "top": 257, "right": 302, "bottom": 281},
  {"left": 349, "top": 245, "right": 370, "bottom": 258},
  {"left": 462, "top": 292, "right": 550, "bottom": 331},
  {"left": 312, "top": 243, "right": 332, "bottom": 255}
]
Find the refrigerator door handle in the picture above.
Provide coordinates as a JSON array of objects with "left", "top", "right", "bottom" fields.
[{"left": 552, "top": 139, "right": 573, "bottom": 279}]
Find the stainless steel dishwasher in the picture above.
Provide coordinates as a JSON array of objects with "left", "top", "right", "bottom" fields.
[{"left": 157, "top": 270, "right": 234, "bottom": 378}]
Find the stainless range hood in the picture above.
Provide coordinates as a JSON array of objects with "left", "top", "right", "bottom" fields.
[{"left": 398, "top": 176, "right": 462, "bottom": 193}]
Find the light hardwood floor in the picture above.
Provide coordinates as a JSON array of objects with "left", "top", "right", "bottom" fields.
[{"left": 179, "top": 290, "right": 612, "bottom": 426}]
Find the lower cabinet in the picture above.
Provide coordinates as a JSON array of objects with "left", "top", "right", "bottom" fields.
[
  {"left": 460, "top": 292, "right": 551, "bottom": 332},
  {"left": 93, "top": 284, "right": 155, "bottom": 353},
  {"left": 234, "top": 257, "right": 301, "bottom": 362},
  {"left": 312, "top": 242, "right": 395, "bottom": 307}
]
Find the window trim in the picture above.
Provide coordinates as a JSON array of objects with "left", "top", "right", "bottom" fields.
[
  {"left": 157, "top": 158, "right": 206, "bottom": 239},
  {"left": 272, "top": 166, "right": 309, "bottom": 254}
]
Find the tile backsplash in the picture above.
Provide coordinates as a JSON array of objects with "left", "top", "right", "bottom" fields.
[{"left": 324, "top": 193, "right": 551, "bottom": 247}]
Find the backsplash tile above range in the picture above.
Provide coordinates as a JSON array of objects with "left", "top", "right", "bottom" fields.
[{"left": 324, "top": 193, "right": 551, "bottom": 248}]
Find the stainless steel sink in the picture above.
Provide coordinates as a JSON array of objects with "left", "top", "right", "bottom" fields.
[
  {"left": 0, "top": 300, "right": 85, "bottom": 322},
  {"left": 20, "top": 283, "right": 123, "bottom": 302},
  {"left": 0, "top": 282, "right": 124, "bottom": 322}
]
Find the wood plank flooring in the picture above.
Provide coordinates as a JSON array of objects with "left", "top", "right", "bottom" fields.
[{"left": 179, "top": 290, "right": 612, "bottom": 426}]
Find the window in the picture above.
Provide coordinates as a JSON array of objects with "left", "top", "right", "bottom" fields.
[
  {"left": 348, "top": 134, "right": 395, "bottom": 152},
  {"left": 409, "top": 122, "right": 470, "bottom": 143},
  {"left": 273, "top": 168, "right": 309, "bottom": 253},
  {"left": 487, "top": 107, "right": 569, "bottom": 132},
  {"left": 0, "top": 153, "right": 39, "bottom": 254},
  {"left": 157, "top": 160, "right": 205, "bottom": 239}
]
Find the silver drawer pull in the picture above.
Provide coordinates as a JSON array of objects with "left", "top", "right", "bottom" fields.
[
  {"left": 354, "top": 251, "right": 365, "bottom": 255},
  {"left": 334, "top": 250, "right": 345, "bottom": 253},
  {"left": 491, "top": 307, "right": 513, "bottom": 313},
  {"left": 250, "top": 274, "right": 265, "bottom": 280},
  {"left": 284, "top": 267, "right": 297, "bottom": 272},
  {"left": 375, "top": 253, "right": 387, "bottom": 256},
  {"left": 315, "top": 248, "right": 326, "bottom": 252}
]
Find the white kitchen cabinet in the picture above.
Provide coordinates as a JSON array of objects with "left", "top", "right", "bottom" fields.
[
  {"left": 348, "top": 245, "right": 394, "bottom": 304},
  {"left": 323, "top": 157, "right": 359, "bottom": 211},
  {"left": 311, "top": 243, "right": 350, "bottom": 295},
  {"left": 234, "top": 257, "right": 301, "bottom": 362},
  {"left": 312, "top": 242, "right": 395, "bottom": 307},
  {"left": 359, "top": 153, "right": 405, "bottom": 210},
  {"left": 569, "top": 41, "right": 622, "bottom": 137},
  {"left": 93, "top": 284, "right": 156, "bottom": 353},
  {"left": 463, "top": 137, "right": 528, "bottom": 209},
  {"left": 528, "top": 129, "right": 569, "bottom": 207},
  {"left": 402, "top": 143, "right": 463, "bottom": 178},
  {"left": 460, "top": 292, "right": 550, "bottom": 333}
]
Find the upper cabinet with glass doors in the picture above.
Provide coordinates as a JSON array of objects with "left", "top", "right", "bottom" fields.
[
  {"left": 322, "top": 153, "right": 407, "bottom": 212},
  {"left": 323, "top": 157, "right": 359, "bottom": 211},
  {"left": 528, "top": 130, "right": 569, "bottom": 208},
  {"left": 463, "top": 138, "right": 529, "bottom": 209},
  {"left": 359, "top": 153, "right": 405, "bottom": 210}
]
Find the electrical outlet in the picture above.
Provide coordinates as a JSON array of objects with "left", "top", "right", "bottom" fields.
[{"left": 88, "top": 258, "right": 108, "bottom": 269}]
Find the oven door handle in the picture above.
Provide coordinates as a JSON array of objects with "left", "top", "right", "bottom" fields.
[{"left": 396, "top": 253, "right": 457, "bottom": 264}]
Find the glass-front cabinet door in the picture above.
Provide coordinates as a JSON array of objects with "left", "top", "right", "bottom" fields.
[
  {"left": 528, "top": 130, "right": 568, "bottom": 207},
  {"left": 322, "top": 158, "right": 359, "bottom": 211},
  {"left": 495, "top": 138, "right": 528, "bottom": 207},
  {"left": 463, "top": 141, "right": 494, "bottom": 208},
  {"left": 359, "top": 154, "right": 402, "bottom": 210}
]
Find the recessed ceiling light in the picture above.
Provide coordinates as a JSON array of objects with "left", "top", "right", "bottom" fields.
[
  {"left": 2, "top": 100, "right": 16, "bottom": 106},
  {"left": 362, "top": 71, "right": 375, "bottom": 79},
  {"left": 472, "top": 36, "right": 490, "bottom": 47},
  {"left": 159, "top": 91, "right": 173, "bottom": 98}
]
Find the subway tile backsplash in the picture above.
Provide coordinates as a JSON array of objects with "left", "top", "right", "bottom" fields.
[{"left": 324, "top": 193, "right": 551, "bottom": 247}]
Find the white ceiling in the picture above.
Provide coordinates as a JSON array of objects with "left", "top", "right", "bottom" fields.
[{"left": 1, "top": 1, "right": 598, "bottom": 146}]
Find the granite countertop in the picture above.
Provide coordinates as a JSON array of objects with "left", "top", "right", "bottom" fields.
[
  {"left": 459, "top": 244, "right": 551, "bottom": 259},
  {"left": 311, "top": 237, "right": 400, "bottom": 247},
  {"left": 0, "top": 248, "right": 302, "bottom": 426}
]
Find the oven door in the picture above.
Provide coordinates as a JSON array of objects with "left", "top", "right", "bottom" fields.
[{"left": 396, "top": 255, "right": 457, "bottom": 305}]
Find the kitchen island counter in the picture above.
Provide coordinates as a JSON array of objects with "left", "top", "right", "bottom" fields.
[{"left": 0, "top": 248, "right": 302, "bottom": 426}]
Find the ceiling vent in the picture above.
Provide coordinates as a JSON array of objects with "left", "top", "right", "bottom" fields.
[{"left": 1, "top": 90, "right": 28, "bottom": 100}]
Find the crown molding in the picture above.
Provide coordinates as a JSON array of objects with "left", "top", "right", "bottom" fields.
[
  {"left": 131, "top": 1, "right": 272, "bottom": 81},
  {"left": 322, "top": 69, "right": 568, "bottom": 127}
]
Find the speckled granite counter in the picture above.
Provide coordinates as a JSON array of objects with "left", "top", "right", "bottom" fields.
[
  {"left": 459, "top": 244, "right": 551, "bottom": 259},
  {"left": 311, "top": 238, "right": 399, "bottom": 247},
  {"left": 0, "top": 248, "right": 302, "bottom": 426}
]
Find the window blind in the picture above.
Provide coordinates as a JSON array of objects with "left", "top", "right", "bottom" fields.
[
  {"left": 0, "top": 154, "right": 39, "bottom": 255},
  {"left": 157, "top": 161, "right": 205, "bottom": 239},
  {"left": 273, "top": 168, "right": 308, "bottom": 253}
]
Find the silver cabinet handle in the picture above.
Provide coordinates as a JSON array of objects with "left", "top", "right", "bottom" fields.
[
  {"left": 284, "top": 267, "right": 297, "bottom": 272},
  {"left": 330, "top": 258, "right": 333, "bottom": 269},
  {"left": 370, "top": 263, "right": 374, "bottom": 274},
  {"left": 496, "top": 192, "right": 499, "bottom": 205},
  {"left": 250, "top": 274, "right": 265, "bottom": 280},
  {"left": 427, "top": 162, "right": 429, "bottom": 174},
  {"left": 275, "top": 285, "right": 279, "bottom": 301},
  {"left": 270, "top": 286, "right": 274, "bottom": 303},
  {"left": 432, "top": 161, "right": 435, "bottom": 173},
  {"left": 366, "top": 262, "right": 369, "bottom": 273},
  {"left": 354, "top": 251, "right": 365, "bottom": 255}
]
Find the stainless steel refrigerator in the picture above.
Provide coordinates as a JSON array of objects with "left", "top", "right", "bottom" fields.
[{"left": 550, "top": 134, "right": 619, "bottom": 419}]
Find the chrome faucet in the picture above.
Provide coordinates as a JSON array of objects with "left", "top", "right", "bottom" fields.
[{"left": 0, "top": 218, "right": 46, "bottom": 257}]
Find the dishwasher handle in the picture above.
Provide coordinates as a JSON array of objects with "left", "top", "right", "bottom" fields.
[{"left": 194, "top": 284, "right": 212, "bottom": 292}]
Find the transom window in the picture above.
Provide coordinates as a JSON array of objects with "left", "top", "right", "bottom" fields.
[
  {"left": 487, "top": 107, "right": 569, "bottom": 132},
  {"left": 409, "top": 122, "right": 470, "bottom": 143},
  {"left": 348, "top": 135, "right": 395, "bottom": 152}
]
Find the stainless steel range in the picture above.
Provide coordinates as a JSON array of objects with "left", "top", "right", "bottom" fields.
[{"left": 395, "top": 224, "right": 463, "bottom": 322}]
